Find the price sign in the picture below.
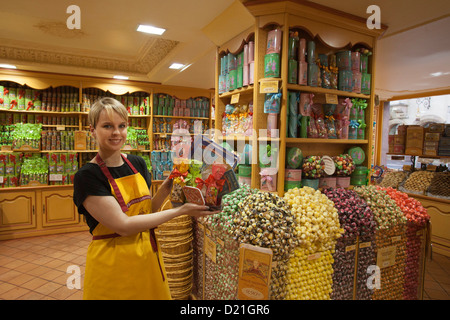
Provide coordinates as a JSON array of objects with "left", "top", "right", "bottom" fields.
[
  {"left": 325, "top": 94, "right": 339, "bottom": 104},
  {"left": 230, "top": 93, "right": 240, "bottom": 104},
  {"left": 259, "top": 80, "right": 279, "bottom": 93}
]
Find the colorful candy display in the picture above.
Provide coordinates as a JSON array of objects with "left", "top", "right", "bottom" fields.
[
  {"left": 333, "top": 154, "right": 355, "bottom": 176},
  {"left": 191, "top": 181, "right": 428, "bottom": 300},
  {"left": 302, "top": 155, "right": 325, "bottom": 179},
  {"left": 353, "top": 185, "right": 406, "bottom": 230},
  {"left": 380, "top": 187, "right": 429, "bottom": 300},
  {"left": 322, "top": 188, "right": 376, "bottom": 239},
  {"left": 286, "top": 247, "right": 334, "bottom": 300},
  {"left": 284, "top": 186, "right": 343, "bottom": 253}
]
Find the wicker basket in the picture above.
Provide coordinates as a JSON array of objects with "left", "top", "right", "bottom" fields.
[{"left": 155, "top": 208, "right": 195, "bottom": 300}]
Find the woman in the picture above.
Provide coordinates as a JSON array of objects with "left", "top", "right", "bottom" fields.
[{"left": 73, "top": 97, "right": 215, "bottom": 300}]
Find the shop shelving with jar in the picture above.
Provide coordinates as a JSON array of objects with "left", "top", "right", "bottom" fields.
[
  {"left": 238, "top": 0, "right": 385, "bottom": 197},
  {"left": 206, "top": 1, "right": 430, "bottom": 301},
  {"left": 215, "top": 27, "right": 260, "bottom": 189},
  {"left": 0, "top": 69, "right": 213, "bottom": 240}
]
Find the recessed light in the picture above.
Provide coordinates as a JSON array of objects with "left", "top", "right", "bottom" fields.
[
  {"left": 0, "top": 64, "right": 17, "bottom": 69},
  {"left": 430, "top": 71, "right": 450, "bottom": 77},
  {"left": 137, "top": 24, "right": 166, "bottom": 35},
  {"left": 113, "top": 75, "right": 129, "bottom": 80},
  {"left": 169, "top": 63, "right": 184, "bottom": 70}
]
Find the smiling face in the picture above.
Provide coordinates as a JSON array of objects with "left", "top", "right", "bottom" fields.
[{"left": 91, "top": 109, "right": 127, "bottom": 153}]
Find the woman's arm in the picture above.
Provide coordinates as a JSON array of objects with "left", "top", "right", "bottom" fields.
[
  {"left": 83, "top": 194, "right": 216, "bottom": 237},
  {"left": 151, "top": 177, "right": 173, "bottom": 211}
]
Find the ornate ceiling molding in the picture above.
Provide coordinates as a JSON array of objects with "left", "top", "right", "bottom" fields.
[{"left": 0, "top": 38, "right": 179, "bottom": 75}]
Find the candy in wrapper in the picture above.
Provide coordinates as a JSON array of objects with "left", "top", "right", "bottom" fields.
[{"left": 169, "top": 159, "right": 189, "bottom": 205}]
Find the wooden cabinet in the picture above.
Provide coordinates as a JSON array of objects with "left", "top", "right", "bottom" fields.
[
  {"left": 0, "top": 190, "right": 36, "bottom": 232},
  {"left": 409, "top": 193, "right": 450, "bottom": 257},
  {"left": 0, "top": 186, "right": 87, "bottom": 240},
  {"left": 41, "top": 189, "right": 79, "bottom": 227}
]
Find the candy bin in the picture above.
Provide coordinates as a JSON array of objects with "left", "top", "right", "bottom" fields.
[
  {"left": 353, "top": 186, "right": 408, "bottom": 300},
  {"left": 322, "top": 187, "right": 376, "bottom": 299},
  {"left": 193, "top": 184, "right": 259, "bottom": 300},
  {"left": 331, "top": 238, "right": 356, "bottom": 300},
  {"left": 356, "top": 235, "right": 377, "bottom": 300},
  {"left": 234, "top": 191, "right": 298, "bottom": 299},
  {"left": 192, "top": 218, "right": 205, "bottom": 299},
  {"left": 381, "top": 187, "right": 430, "bottom": 300},
  {"left": 284, "top": 187, "right": 344, "bottom": 300}
]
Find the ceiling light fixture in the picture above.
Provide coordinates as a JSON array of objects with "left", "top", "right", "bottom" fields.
[
  {"left": 430, "top": 71, "right": 450, "bottom": 77},
  {"left": 0, "top": 64, "right": 17, "bottom": 69},
  {"left": 137, "top": 24, "right": 166, "bottom": 35},
  {"left": 113, "top": 75, "right": 129, "bottom": 80},
  {"left": 180, "top": 64, "right": 192, "bottom": 72},
  {"left": 169, "top": 63, "right": 185, "bottom": 70}
]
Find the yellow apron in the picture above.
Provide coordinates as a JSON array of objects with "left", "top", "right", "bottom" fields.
[{"left": 83, "top": 154, "right": 171, "bottom": 300}]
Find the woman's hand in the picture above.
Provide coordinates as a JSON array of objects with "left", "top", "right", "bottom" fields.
[
  {"left": 178, "top": 203, "right": 220, "bottom": 218},
  {"left": 159, "top": 177, "right": 173, "bottom": 196}
]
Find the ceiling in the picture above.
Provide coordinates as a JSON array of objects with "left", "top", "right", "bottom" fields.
[{"left": 0, "top": 0, "right": 449, "bottom": 100}]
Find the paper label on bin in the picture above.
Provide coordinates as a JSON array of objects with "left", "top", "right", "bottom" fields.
[
  {"left": 238, "top": 243, "right": 272, "bottom": 300},
  {"left": 377, "top": 245, "right": 397, "bottom": 269},
  {"left": 204, "top": 236, "right": 216, "bottom": 263}
]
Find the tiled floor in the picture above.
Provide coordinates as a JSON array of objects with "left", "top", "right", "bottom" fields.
[
  {"left": 0, "top": 231, "right": 449, "bottom": 300},
  {"left": 0, "top": 231, "right": 90, "bottom": 300}
]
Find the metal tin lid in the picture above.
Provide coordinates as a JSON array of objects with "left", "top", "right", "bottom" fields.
[{"left": 322, "top": 155, "right": 336, "bottom": 175}]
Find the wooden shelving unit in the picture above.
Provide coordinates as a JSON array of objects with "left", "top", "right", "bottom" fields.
[
  {"left": 214, "top": 0, "right": 385, "bottom": 196},
  {"left": 0, "top": 70, "right": 213, "bottom": 240}
]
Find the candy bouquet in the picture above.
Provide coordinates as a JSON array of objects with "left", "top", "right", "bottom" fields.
[
  {"left": 170, "top": 135, "right": 240, "bottom": 209},
  {"left": 168, "top": 158, "right": 189, "bottom": 206}
]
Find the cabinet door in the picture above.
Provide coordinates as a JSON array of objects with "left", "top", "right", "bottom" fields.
[
  {"left": 41, "top": 189, "right": 79, "bottom": 227},
  {"left": 419, "top": 197, "right": 450, "bottom": 251},
  {"left": 0, "top": 191, "right": 36, "bottom": 231}
]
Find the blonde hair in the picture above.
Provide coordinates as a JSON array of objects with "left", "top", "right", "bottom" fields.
[{"left": 88, "top": 97, "right": 128, "bottom": 128}]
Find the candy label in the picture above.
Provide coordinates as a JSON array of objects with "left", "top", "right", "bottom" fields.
[
  {"left": 238, "top": 243, "right": 273, "bottom": 300},
  {"left": 204, "top": 236, "right": 217, "bottom": 263},
  {"left": 359, "top": 241, "right": 372, "bottom": 249},
  {"left": 376, "top": 245, "right": 396, "bottom": 269},
  {"left": 307, "top": 252, "right": 321, "bottom": 260}
]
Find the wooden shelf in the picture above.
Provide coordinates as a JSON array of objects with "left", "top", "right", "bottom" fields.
[
  {"left": 0, "top": 109, "right": 87, "bottom": 116},
  {"left": 286, "top": 84, "right": 370, "bottom": 99},
  {"left": 286, "top": 138, "right": 369, "bottom": 144},
  {"left": 218, "top": 135, "right": 255, "bottom": 141},
  {"left": 387, "top": 153, "right": 450, "bottom": 159},
  {"left": 153, "top": 115, "right": 209, "bottom": 120},
  {"left": 218, "top": 85, "right": 254, "bottom": 98},
  {"left": 0, "top": 184, "right": 74, "bottom": 192}
]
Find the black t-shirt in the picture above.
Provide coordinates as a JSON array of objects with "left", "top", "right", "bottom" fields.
[{"left": 73, "top": 154, "right": 152, "bottom": 234}]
